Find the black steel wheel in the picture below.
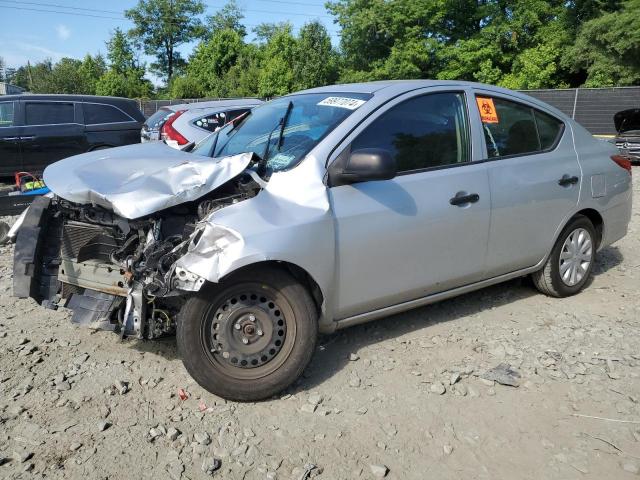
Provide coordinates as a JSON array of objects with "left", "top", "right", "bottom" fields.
[{"left": 177, "top": 265, "right": 318, "bottom": 401}]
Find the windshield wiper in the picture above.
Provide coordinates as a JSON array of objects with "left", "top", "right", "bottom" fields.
[{"left": 258, "top": 101, "right": 293, "bottom": 177}]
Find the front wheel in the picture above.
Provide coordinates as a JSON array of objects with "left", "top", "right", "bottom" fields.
[
  {"left": 177, "top": 266, "right": 318, "bottom": 401},
  {"left": 532, "top": 215, "right": 597, "bottom": 297}
]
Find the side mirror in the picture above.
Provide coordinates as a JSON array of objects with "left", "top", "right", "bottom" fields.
[{"left": 328, "top": 148, "right": 396, "bottom": 187}]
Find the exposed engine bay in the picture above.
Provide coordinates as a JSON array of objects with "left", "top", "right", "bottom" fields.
[{"left": 13, "top": 173, "right": 261, "bottom": 339}]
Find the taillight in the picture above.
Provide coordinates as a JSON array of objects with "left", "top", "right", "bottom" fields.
[
  {"left": 161, "top": 110, "right": 188, "bottom": 145},
  {"left": 611, "top": 154, "right": 632, "bottom": 175}
]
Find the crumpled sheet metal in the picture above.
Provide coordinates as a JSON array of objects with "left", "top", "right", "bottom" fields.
[
  {"left": 43, "top": 142, "right": 252, "bottom": 219},
  {"left": 176, "top": 153, "right": 336, "bottom": 312}
]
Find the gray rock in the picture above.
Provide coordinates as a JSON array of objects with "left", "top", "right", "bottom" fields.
[
  {"left": 194, "top": 432, "right": 211, "bottom": 445},
  {"left": 13, "top": 450, "right": 33, "bottom": 463},
  {"left": 450, "top": 372, "right": 461, "bottom": 385},
  {"left": 349, "top": 373, "right": 361, "bottom": 388},
  {"left": 97, "top": 420, "right": 110, "bottom": 432},
  {"left": 149, "top": 427, "right": 163, "bottom": 440},
  {"left": 166, "top": 426, "right": 180, "bottom": 441},
  {"left": 349, "top": 353, "right": 360, "bottom": 361},
  {"left": 69, "top": 442, "right": 82, "bottom": 451},
  {"left": 201, "top": 457, "right": 221, "bottom": 475},
  {"left": 430, "top": 382, "right": 446, "bottom": 395},
  {"left": 116, "top": 380, "right": 129, "bottom": 395},
  {"left": 308, "top": 393, "right": 323, "bottom": 405},
  {"left": 55, "top": 381, "right": 71, "bottom": 392},
  {"left": 443, "top": 444, "right": 453, "bottom": 455},
  {"left": 370, "top": 464, "right": 389, "bottom": 478},
  {"left": 481, "top": 364, "right": 521, "bottom": 387}
]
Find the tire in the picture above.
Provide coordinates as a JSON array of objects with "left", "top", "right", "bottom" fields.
[
  {"left": 177, "top": 266, "right": 318, "bottom": 401},
  {"left": 531, "top": 215, "right": 597, "bottom": 297}
]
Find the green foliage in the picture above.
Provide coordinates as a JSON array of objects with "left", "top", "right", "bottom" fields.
[
  {"left": 564, "top": 0, "right": 640, "bottom": 86},
  {"left": 96, "top": 28, "right": 152, "bottom": 98},
  {"left": 293, "top": 21, "right": 338, "bottom": 90},
  {"left": 125, "top": 0, "right": 205, "bottom": 81},
  {"left": 258, "top": 24, "right": 297, "bottom": 97},
  {"left": 207, "top": 0, "right": 246, "bottom": 37},
  {"left": 95, "top": 70, "right": 152, "bottom": 98}
]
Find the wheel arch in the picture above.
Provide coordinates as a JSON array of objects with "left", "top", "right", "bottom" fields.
[
  {"left": 216, "top": 260, "right": 325, "bottom": 316},
  {"left": 573, "top": 208, "right": 604, "bottom": 249}
]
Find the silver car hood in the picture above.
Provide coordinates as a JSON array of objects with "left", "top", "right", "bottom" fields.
[{"left": 43, "top": 142, "right": 252, "bottom": 219}]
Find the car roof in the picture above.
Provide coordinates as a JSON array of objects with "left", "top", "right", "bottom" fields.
[
  {"left": 293, "top": 80, "right": 568, "bottom": 119},
  {"left": 2, "top": 93, "right": 136, "bottom": 104},
  {"left": 165, "top": 98, "right": 263, "bottom": 112}
]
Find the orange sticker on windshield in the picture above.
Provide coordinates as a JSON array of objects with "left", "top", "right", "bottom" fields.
[{"left": 476, "top": 97, "right": 499, "bottom": 123}]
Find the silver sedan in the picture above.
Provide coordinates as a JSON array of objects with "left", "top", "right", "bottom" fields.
[{"left": 16, "top": 81, "right": 633, "bottom": 401}]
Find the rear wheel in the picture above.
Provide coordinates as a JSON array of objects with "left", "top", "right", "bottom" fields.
[
  {"left": 532, "top": 215, "right": 596, "bottom": 297},
  {"left": 177, "top": 266, "right": 318, "bottom": 401}
]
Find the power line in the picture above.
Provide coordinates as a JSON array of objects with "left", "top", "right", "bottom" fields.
[
  {"left": 0, "top": 3, "right": 340, "bottom": 33},
  {"left": 4, "top": 0, "right": 334, "bottom": 20},
  {"left": 0, "top": 0, "right": 121, "bottom": 14},
  {"left": 0, "top": 3, "right": 124, "bottom": 20}
]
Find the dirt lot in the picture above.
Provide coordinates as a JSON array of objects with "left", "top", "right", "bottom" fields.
[{"left": 1, "top": 176, "right": 639, "bottom": 480}]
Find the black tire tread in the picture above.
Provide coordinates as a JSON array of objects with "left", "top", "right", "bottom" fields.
[
  {"left": 532, "top": 215, "right": 596, "bottom": 298},
  {"left": 177, "top": 265, "right": 318, "bottom": 401}
]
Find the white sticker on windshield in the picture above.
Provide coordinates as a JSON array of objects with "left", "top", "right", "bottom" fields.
[{"left": 317, "top": 96, "right": 366, "bottom": 110}]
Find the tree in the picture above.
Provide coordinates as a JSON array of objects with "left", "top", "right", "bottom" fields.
[
  {"left": 293, "top": 21, "right": 339, "bottom": 90},
  {"left": 96, "top": 29, "right": 152, "bottom": 98},
  {"left": 207, "top": 0, "right": 246, "bottom": 37},
  {"left": 78, "top": 54, "right": 107, "bottom": 93},
  {"left": 258, "top": 24, "right": 297, "bottom": 97},
  {"left": 125, "top": 0, "right": 205, "bottom": 82},
  {"left": 0, "top": 57, "right": 4, "bottom": 82},
  {"left": 252, "top": 22, "right": 289, "bottom": 44},
  {"left": 564, "top": 0, "right": 640, "bottom": 86}
]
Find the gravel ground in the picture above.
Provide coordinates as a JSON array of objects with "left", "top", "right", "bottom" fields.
[{"left": 0, "top": 176, "right": 639, "bottom": 480}]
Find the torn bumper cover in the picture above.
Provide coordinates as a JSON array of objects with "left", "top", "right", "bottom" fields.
[{"left": 14, "top": 144, "right": 260, "bottom": 339}]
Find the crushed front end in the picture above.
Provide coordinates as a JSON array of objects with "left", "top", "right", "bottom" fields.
[{"left": 13, "top": 175, "right": 259, "bottom": 339}]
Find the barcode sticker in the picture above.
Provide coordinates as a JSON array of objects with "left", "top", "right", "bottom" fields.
[{"left": 317, "top": 96, "right": 366, "bottom": 110}]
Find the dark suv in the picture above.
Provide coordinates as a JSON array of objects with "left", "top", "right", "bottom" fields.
[{"left": 0, "top": 95, "right": 144, "bottom": 176}]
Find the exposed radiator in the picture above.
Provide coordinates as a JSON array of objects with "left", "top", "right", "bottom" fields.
[{"left": 61, "top": 222, "right": 118, "bottom": 262}]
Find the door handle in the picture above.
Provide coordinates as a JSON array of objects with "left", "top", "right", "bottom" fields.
[
  {"left": 449, "top": 192, "right": 480, "bottom": 206},
  {"left": 19, "top": 136, "right": 35, "bottom": 141},
  {"left": 558, "top": 174, "right": 579, "bottom": 186},
  {"left": 0, "top": 137, "right": 19, "bottom": 141}
]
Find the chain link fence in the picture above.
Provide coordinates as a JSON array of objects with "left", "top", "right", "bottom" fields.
[{"left": 140, "top": 86, "right": 640, "bottom": 135}]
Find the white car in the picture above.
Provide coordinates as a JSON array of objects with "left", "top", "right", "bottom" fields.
[{"left": 141, "top": 99, "right": 263, "bottom": 149}]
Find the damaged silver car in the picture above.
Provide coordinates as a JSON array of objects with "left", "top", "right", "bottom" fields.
[{"left": 13, "top": 81, "right": 633, "bottom": 400}]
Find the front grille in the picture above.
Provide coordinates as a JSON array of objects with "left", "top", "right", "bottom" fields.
[{"left": 61, "top": 222, "right": 118, "bottom": 262}]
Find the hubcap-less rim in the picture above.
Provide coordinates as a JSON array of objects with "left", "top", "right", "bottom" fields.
[
  {"left": 201, "top": 285, "right": 296, "bottom": 380},
  {"left": 559, "top": 227, "right": 593, "bottom": 287}
]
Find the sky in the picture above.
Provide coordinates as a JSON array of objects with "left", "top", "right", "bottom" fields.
[{"left": 0, "top": 0, "right": 340, "bottom": 76}]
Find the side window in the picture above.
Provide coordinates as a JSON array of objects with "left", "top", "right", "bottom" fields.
[
  {"left": 535, "top": 110, "right": 563, "bottom": 149},
  {"left": 351, "top": 92, "right": 470, "bottom": 173},
  {"left": 193, "top": 109, "right": 250, "bottom": 133},
  {"left": 0, "top": 102, "right": 14, "bottom": 127},
  {"left": 83, "top": 103, "right": 132, "bottom": 124},
  {"left": 476, "top": 95, "right": 563, "bottom": 158},
  {"left": 25, "top": 102, "right": 75, "bottom": 125}
]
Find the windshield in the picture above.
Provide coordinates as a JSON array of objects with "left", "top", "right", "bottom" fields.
[{"left": 192, "top": 93, "right": 372, "bottom": 172}]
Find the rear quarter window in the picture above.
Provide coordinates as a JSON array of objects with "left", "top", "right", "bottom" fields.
[
  {"left": 25, "top": 102, "right": 75, "bottom": 125},
  {"left": 0, "top": 102, "right": 14, "bottom": 127},
  {"left": 83, "top": 103, "right": 133, "bottom": 124}
]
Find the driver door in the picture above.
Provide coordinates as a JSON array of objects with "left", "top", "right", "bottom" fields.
[{"left": 328, "top": 89, "right": 491, "bottom": 319}]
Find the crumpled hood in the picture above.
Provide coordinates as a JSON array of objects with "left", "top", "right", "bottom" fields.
[{"left": 43, "top": 142, "right": 252, "bottom": 219}]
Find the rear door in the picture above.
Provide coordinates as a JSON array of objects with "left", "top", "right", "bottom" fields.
[
  {"left": 474, "top": 90, "right": 580, "bottom": 276},
  {"left": 0, "top": 100, "right": 23, "bottom": 175},
  {"left": 20, "top": 100, "right": 86, "bottom": 172},
  {"left": 329, "top": 88, "right": 491, "bottom": 319},
  {"left": 82, "top": 101, "right": 141, "bottom": 148}
]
